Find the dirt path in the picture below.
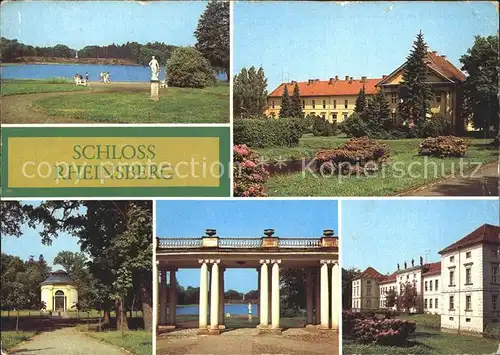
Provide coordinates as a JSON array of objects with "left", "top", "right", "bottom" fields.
[
  {"left": 1, "top": 82, "right": 149, "bottom": 124},
  {"left": 406, "top": 161, "right": 498, "bottom": 196},
  {"left": 9, "top": 327, "right": 127, "bottom": 355}
]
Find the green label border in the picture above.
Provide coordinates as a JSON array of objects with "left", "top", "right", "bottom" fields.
[{"left": 1, "top": 126, "right": 230, "bottom": 197}]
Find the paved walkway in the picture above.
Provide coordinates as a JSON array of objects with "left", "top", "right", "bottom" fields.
[
  {"left": 9, "top": 327, "right": 127, "bottom": 355},
  {"left": 407, "top": 161, "right": 498, "bottom": 196},
  {"left": 156, "top": 328, "right": 338, "bottom": 355}
]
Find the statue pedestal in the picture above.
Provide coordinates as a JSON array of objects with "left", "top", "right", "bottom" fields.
[{"left": 150, "top": 80, "right": 159, "bottom": 101}]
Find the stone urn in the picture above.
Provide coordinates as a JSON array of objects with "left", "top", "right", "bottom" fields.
[
  {"left": 205, "top": 229, "right": 217, "bottom": 237},
  {"left": 264, "top": 229, "right": 275, "bottom": 237}
]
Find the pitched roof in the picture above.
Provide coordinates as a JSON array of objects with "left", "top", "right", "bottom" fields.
[
  {"left": 41, "top": 270, "right": 75, "bottom": 286},
  {"left": 379, "top": 272, "right": 397, "bottom": 284},
  {"left": 439, "top": 224, "right": 500, "bottom": 254},
  {"left": 268, "top": 78, "right": 382, "bottom": 98},
  {"left": 355, "top": 267, "right": 386, "bottom": 280},
  {"left": 422, "top": 261, "right": 441, "bottom": 277}
]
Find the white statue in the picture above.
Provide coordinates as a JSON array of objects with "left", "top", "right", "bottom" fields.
[{"left": 149, "top": 56, "right": 160, "bottom": 81}]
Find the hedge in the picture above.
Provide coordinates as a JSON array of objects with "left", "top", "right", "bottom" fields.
[{"left": 233, "top": 117, "right": 307, "bottom": 148}]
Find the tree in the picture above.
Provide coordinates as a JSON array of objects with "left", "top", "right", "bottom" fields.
[
  {"left": 460, "top": 33, "right": 499, "bottom": 133},
  {"left": 225, "top": 289, "right": 243, "bottom": 301},
  {"left": 342, "top": 268, "right": 360, "bottom": 309},
  {"left": 194, "top": 0, "right": 229, "bottom": 76},
  {"left": 354, "top": 87, "right": 367, "bottom": 114},
  {"left": 1, "top": 201, "right": 29, "bottom": 237},
  {"left": 398, "top": 30, "right": 433, "bottom": 125},
  {"left": 279, "top": 85, "right": 292, "bottom": 118},
  {"left": 280, "top": 269, "right": 306, "bottom": 314},
  {"left": 233, "top": 66, "right": 268, "bottom": 118},
  {"left": 365, "top": 90, "right": 391, "bottom": 126},
  {"left": 385, "top": 289, "right": 397, "bottom": 309},
  {"left": 399, "top": 282, "right": 419, "bottom": 313},
  {"left": 244, "top": 290, "right": 258, "bottom": 300},
  {"left": 166, "top": 47, "right": 216, "bottom": 88},
  {"left": 290, "top": 84, "right": 304, "bottom": 119}
]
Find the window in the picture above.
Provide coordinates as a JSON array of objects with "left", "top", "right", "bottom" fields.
[
  {"left": 391, "top": 93, "right": 397, "bottom": 103},
  {"left": 332, "top": 112, "right": 338, "bottom": 121},
  {"left": 493, "top": 249, "right": 499, "bottom": 258},
  {"left": 449, "top": 317, "right": 454, "bottom": 321},
  {"left": 413, "top": 273, "right": 416, "bottom": 279},
  {"left": 435, "top": 298, "right": 438, "bottom": 309},
  {"left": 425, "top": 281, "right": 428, "bottom": 291},
  {"left": 429, "top": 281, "right": 433, "bottom": 291},
  {"left": 367, "top": 280, "right": 371, "bottom": 284},
  {"left": 450, "top": 256, "right": 455, "bottom": 262},
  {"left": 466, "top": 295, "right": 471, "bottom": 311},
  {"left": 465, "top": 267, "right": 472, "bottom": 285},
  {"left": 333, "top": 100, "right": 337, "bottom": 109},
  {"left": 344, "top": 100, "right": 348, "bottom": 109},
  {"left": 466, "top": 251, "right": 471, "bottom": 258},
  {"left": 493, "top": 266, "right": 498, "bottom": 283},
  {"left": 343, "top": 112, "right": 348, "bottom": 120},
  {"left": 367, "top": 287, "right": 372, "bottom": 296},
  {"left": 322, "top": 100, "right": 326, "bottom": 109},
  {"left": 302, "top": 100, "right": 305, "bottom": 109},
  {"left": 493, "top": 295, "right": 498, "bottom": 310},
  {"left": 449, "top": 296, "right": 454, "bottom": 310},
  {"left": 449, "top": 270, "right": 455, "bottom": 286},
  {"left": 435, "top": 280, "right": 439, "bottom": 290},
  {"left": 272, "top": 101, "right": 275, "bottom": 109},
  {"left": 424, "top": 299, "right": 427, "bottom": 308},
  {"left": 390, "top": 112, "right": 396, "bottom": 122},
  {"left": 429, "top": 299, "right": 433, "bottom": 308},
  {"left": 407, "top": 275, "right": 409, "bottom": 280},
  {"left": 466, "top": 318, "right": 471, "bottom": 322},
  {"left": 435, "top": 92, "right": 441, "bottom": 103},
  {"left": 321, "top": 114, "right": 326, "bottom": 120},
  {"left": 312, "top": 100, "right": 316, "bottom": 109}
]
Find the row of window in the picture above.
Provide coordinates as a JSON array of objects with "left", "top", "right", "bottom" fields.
[
  {"left": 424, "top": 279, "right": 439, "bottom": 292},
  {"left": 447, "top": 295, "right": 498, "bottom": 311},
  {"left": 270, "top": 99, "right": 349, "bottom": 110},
  {"left": 380, "top": 285, "right": 396, "bottom": 295},
  {"left": 448, "top": 265, "right": 498, "bottom": 286},
  {"left": 424, "top": 298, "right": 439, "bottom": 309},
  {"left": 389, "top": 92, "right": 444, "bottom": 104}
]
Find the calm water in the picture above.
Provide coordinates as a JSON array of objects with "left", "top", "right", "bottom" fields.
[
  {"left": 1, "top": 64, "right": 226, "bottom": 82},
  {"left": 175, "top": 303, "right": 258, "bottom": 316}
]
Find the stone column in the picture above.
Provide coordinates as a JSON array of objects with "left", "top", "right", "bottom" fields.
[
  {"left": 271, "top": 260, "right": 281, "bottom": 330},
  {"left": 259, "top": 261, "right": 269, "bottom": 328},
  {"left": 150, "top": 80, "right": 159, "bottom": 101},
  {"left": 268, "top": 274, "right": 272, "bottom": 324},
  {"left": 331, "top": 263, "right": 339, "bottom": 330},
  {"left": 257, "top": 269, "right": 261, "bottom": 320},
  {"left": 209, "top": 260, "right": 220, "bottom": 334},
  {"left": 320, "top": 261, "right": 330, "bottom": 329},
  {"left": 168, "top": 268, "right": 177, "bottom": 326},
  {"left": 315, "top": 268, "right": 321, "bottom": 325},
  {"left": 199, "top": 260, "right": 209, "bottom": 332},
  {"left": 159, "top": 268, "right": 167, "bottom": 325},
  {"left": 218, "top": 267, "right": 225, "bottom": 328},
  {"left": 306, "top": 268, "right": 313, "bottom": 326}
]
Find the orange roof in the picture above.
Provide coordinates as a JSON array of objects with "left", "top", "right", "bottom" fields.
[
  {"left": 422, "top": 262, "right": 441, "bottom": 277},
  {"left": 439, "top": 224, "right": 500, "bottom": 254},
  {"left": 268, "top": 78, "right": 382, "bottom": 98},
  {"left": 379, "top": 272, "right": 397, "bottom": 284},
  {"left": 426, "top": 51, "right": 465, "bottom": 82},
  {"left": 355, "top": 267, "right": 386, "bottom": 280}
]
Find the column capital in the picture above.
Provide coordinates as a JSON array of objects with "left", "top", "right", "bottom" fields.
[
  {"left": 199, "top": 259, "right": 209, "bottom": 264},
  {"left": 271, "top": 259, "right": 281, "bottom": 264},
  {"left": 209, "top": 259, "right": 221, "bottom": 264},
  {"left": 260, "top": 259, "right": 271, "bottom": 264},
  {"left": 320, "top": 259, "right": 337, "bottom": 265}
]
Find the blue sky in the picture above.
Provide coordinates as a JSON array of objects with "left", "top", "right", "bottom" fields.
[
  {"left": 342, "top": 199, "right": 499, "bottom": 275},
  {"left": 234, "top": 1, "right": 499, "bottom": 91},
  {"left": 1, "top": 201, "right": 83, "bottom": 269},
  {"left": 0, "top": 1, "right": 207, "bottom": 49},
  {"left": 156, "top": 200, "right": 339, "bottom": 293}
]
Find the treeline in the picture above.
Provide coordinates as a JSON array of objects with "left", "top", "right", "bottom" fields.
[
  {"left": 174, "top": 286, "right": 258, "bottom": 305},
  {"left": 0, "top": 37, "right": 178, "bottom": 66}
]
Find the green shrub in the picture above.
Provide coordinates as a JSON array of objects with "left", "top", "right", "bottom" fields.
[
  {"left": 233, "top": 117, "right": 306, "bottom": 148},
  {"left": 418, "top": 136, "right": 468, "bottom": 157},
  {"left": 416, "top": 115, "right": 453, "bottom": 137},
  {"left": 340, "top": 113, "right": 369, "bottom": 138},
  {"left": 315, "top": 136, "right": 390, "bottom": 175},
  {"left": 484, "top": 323, "right": 500, "bottom": 340},
  {"left": 312, "top": 115, "right": 338, "bottom": 136},
  {"left": 166, "top": 47, "right": 216, "bottom": 88}
]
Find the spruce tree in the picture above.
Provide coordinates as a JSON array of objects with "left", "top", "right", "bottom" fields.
[
  {"left": 279, "top": 85, "right": 292, "bottom": 118},
  {"left": 354, "top": 87, "right": 367, "bottom": 114},
  {"left": 365, "top": 90, "right": 390, "bottom": 126},
  {"left": 398, "top": 30, "right": 433, "bottom": 124},
  {"left": 290, "top": 84, "right": 304, "bottom": 118}
]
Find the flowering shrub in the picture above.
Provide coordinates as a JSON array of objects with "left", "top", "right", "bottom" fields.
[
  {"left": 315, "top": 136, "right": 389, "bottom": 174},
  {"left": 418, "top": 136, "right": 468, "bottom": 157},
  {"left": 233, "top": 144, "right": 269, "bottom": 197},
  {"left": 352, "top": 318, "right": 416, "bottom": 345}
]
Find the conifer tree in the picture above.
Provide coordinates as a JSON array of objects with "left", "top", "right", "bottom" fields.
[
  {"left": 354, "top": 86, "right": 367, "bottom": 114},
  {"left": 290, "top": 84, "right": 304, "bottom": 118},
  {"left": 398, "top": 30, "right": 432, "bottom": 124},
  {"left": 365, "top": 90, "right": 390, "bottom": 126},
  {"left": 279, "top": 85, "right": 292, "bottom": 118}
]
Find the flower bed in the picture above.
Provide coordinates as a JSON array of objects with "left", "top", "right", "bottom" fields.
[
  {"left": 315, "top": 136, "right": 389, "bottom": 174},
  {"left": 233, "top": 144, "right": 269, "bottom": 197},
  {"left": 418, "top": 136, "right": 468, "bottom": 157}
]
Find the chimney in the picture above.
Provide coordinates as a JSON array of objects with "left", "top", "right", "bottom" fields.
[
  {"left": 315, "top": 78, "right": 319, "bottom": 82},
  {"left": 263, "top": 229, "right": 275, "bottom": 237},
  {"left": 432, "top": 50, "right": 437, "bottom": 55},
  {"left": 441, "top": 55, "right": 447, "bottom": 59},
  {"left": 291, "top": 80, "right": 297, "bottom": 84},
  {"left": 382, "top": 75, "right": 387, "bottom": 79},
  {"left": 349, "top": 77, "right": 353, "bottom": 84},
  {"left": 328, "top": 77, "right": 334, "bottom": 85},
  {"left": 345, "top": 75, "right": 349, "bottom": 81},
  {"left": 361, "top": 76, "right": 367, "bottom": 83},
  {"left": 308, "top": 79, "right": 313, "bottom": 85},
  {"left": 335, "top": 75, "right": 338, "bottom": 80}
]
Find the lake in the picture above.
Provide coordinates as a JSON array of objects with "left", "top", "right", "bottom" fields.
[
  {"left": 175, "top": 303, "right": 258, "bottom": 316},
  {"left": 1, "top": 64, "right": 227, "bottom": 82}
]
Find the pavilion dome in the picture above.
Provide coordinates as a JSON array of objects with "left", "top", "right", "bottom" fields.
[{"left": 41, "top": 270, "right": 75, "bottom": 286}]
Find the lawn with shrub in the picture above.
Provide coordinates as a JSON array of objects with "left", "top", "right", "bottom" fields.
[
  {"left": 83, "top": 330, "right": 152, "bottom": 355},
  {"left": 397, "top": 313, "right": 441, "bottom": 329},
  {"left": 257, "top": 135, "right": 496, "bottom": 196}
]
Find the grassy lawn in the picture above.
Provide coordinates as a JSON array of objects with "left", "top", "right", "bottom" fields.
[
  {"left": 398, "top": 313, "right": 441, "bottom": 328},
  {"left": 84, "top": 330, "right": 152, "bottom": 355},
  {"left": 1, "top": 79, "right": 88, "bottom": 96},
  {"left": 258, "top": 135, "right": 497, "bottom": 196},
  {"left": 32, "top": 83, "right": 229, "bottom": 123},
  {"left": 343, "top": 326, "right": 498, "bottom": 354},
  {"left": 1, "top": 330, "right": 37, "bottom": 350}
]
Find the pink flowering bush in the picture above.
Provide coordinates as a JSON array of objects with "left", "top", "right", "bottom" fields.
[
  {"left": 352, "top": 318, "right": 416, "bottom": 345},
  {"left": 233, "top": 144, "right": 269, "bottom": 197}
]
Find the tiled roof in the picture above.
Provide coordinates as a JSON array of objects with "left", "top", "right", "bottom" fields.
[
  {"left": 426, "top": 51, "right": 466, "bottom": 82},
  {"left": 439, "top": 224, "right": 500, "bottom": 254},
  {"left": 268, "top": 78, "right": 382, "bottom": 98},
  {"left": 422, "top": 261, "right": 441, "bottom": 276},
  {"left": 379, "top": 272, "right": 397, "bottom": 284},
  {"left": 355, "top": 267, "right": 386, "bottom": 280},
  {"left": 41, "top": 270, "right": 75, "bottom": 286}
]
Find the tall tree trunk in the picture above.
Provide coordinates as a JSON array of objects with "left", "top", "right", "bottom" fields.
[
  {"left": 139, "top": 280, "right": 153, "bottom": 330},
  {"left": 115, "top": 299, "right": 129, "bottom": 331},
  {"left": 103, "top": 310, "right": 111, "bottom": 325}
]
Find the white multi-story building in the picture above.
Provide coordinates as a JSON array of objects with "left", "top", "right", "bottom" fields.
[{"left": 351, "top": 224, "right": 500, "bottom": 334}]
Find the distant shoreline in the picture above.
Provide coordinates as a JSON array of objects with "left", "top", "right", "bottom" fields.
[{"left": 1, "top": 57, "right": 144, "bottom": 67}]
